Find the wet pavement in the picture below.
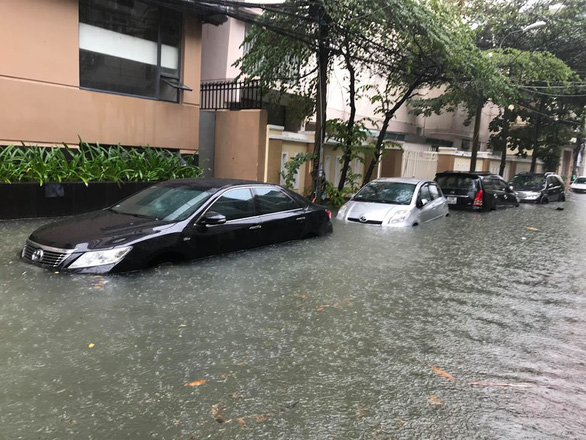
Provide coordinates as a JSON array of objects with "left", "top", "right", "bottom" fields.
[{"left": 1, "top": 196, "right": 586, "bottom": 439}]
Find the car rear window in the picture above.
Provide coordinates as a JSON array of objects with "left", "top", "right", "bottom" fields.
[{"left": 435, "top": 175, "right": 478, "bottom": 191}]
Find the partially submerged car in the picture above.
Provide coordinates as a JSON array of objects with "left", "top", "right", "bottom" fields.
[
  {"left": 435, "top": 171, "right": 519, "bottom": 211},
  {"left": 21, "top": 179, "right": 333, "bottom": 274},
  {"left": 571, "top": 176, "right": 586, "bottom": 193},
  {"left": 336, "top": 178, "right": 449, "bottom": 227},
  {"left": 509, "top": 172, "right": 566, "bottom": 203}
]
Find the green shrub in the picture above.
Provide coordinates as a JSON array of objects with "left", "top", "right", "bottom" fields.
[{"left": 0, "top": 142, "right": 202, "bottom": 185}]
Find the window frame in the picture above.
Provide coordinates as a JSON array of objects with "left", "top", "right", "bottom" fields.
[
  {"left": 253, "top": 187, "right": 303, "bottom": 216},
  {"left": 78, "top": 0, "right": 189, "bottom": 103},
  {"left": 205, "top": 188, "right": 257, "bottom": 222}
]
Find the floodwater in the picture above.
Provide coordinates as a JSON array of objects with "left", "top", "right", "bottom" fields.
[{"left": 1, "top": 196, "right": 586, "bottom": 440}]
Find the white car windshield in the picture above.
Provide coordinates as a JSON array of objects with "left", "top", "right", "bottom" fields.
[
  {"left": 574, "top": 178, "right": 586, "bottom": 184},
  {"left": 353, "top": 182, "right": 415, "bottom": 205}
]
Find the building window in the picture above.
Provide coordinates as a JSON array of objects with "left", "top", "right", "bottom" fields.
[
  {"left": 79, "top": 0, "right": 189, "bottom": 102},
  {"left": 461, "top": 139, "right": 470, "bottom": 151}
]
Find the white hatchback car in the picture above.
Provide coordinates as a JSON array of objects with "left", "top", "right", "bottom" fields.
[
  {"left": 571, "top": 176, "right": 586, "bottom": 193},
  {"left": 337, "top": 178, "right": 449, "bottom": 227}
]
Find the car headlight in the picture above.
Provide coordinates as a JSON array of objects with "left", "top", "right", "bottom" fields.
[
  {"left": 68, "top": 247, "right": 132, "bottom": 269},
  {"left": 389, "top": 209, "right": 410, "bottom": 224},
  {"left": 337, "top": 204, "right": 347, "bottom": 218}
]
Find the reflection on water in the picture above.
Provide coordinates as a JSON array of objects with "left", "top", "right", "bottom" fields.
[{"left": 1, "top": 198, "right": 585, "bottom": 439}]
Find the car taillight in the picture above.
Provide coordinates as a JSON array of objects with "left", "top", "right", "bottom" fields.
[
  {"left": 326, "top": 209, "right": 332, "bottom": 220},
  {"left": 473, "top": 189, "right": 483, "bottom": 206}
]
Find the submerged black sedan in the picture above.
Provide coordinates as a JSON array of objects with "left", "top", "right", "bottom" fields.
[{"left": 21, "top": 179, "right": 333, "bottom": 274}]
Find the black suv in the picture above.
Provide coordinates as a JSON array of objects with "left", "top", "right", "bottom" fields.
[
  {"left": 435, "top": 171, "right": 519, "bottom": 211},
  {"left": 509, "top": 172, "right": 566, "bottom": 203}
]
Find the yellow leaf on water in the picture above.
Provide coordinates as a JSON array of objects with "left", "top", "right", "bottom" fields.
[
  {"left": 88, "top": 343, "right": 95, "bottom": 348},
  {"left": 185, "top": 379, "right": 206, "bottom": 387},
  {"left": 428, "top": 395, "right": 443, "bottom": 405},
  {"left": 254, "top": 413, "right": 271, "bottom": 422},
  {"left": 527, "top": 227, "right": 539, "bottom": 231},
  {"left": 430, "top": 365, "right": 456, "bottom": 381}
]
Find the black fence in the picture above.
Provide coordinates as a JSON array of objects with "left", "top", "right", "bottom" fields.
[{"left": 200, "top": 80, "right": 263, "bottom": 111}]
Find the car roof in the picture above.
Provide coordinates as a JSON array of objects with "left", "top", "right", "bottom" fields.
[
  {"left": 156, "top": 178, "right": 266, "bottom": 191},
  {"left": 435, "top": 171, "right": 494, "bottom": 178},
  {"left": 370, "top": 177, "right": 430, "bottom": 185}
]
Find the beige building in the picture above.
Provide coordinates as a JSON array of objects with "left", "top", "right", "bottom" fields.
[{"left": 0, "top": 0, "right": 226, "bottom": 152}]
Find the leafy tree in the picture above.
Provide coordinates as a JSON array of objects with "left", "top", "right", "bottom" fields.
[{"left": 466, "top": 0, "right": 585, "bottom": 173}]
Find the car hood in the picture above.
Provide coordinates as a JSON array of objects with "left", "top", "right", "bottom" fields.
[
  {"left": 341, "top": 201, "right": 411, "bottom": 222},
  {"left": 28, "top": 209, "right": 175, "bottom": 251}
]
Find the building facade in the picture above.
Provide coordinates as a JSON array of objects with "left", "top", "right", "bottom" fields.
[{"left": 0, "top": 0, "right": 223, "bottom": 152}]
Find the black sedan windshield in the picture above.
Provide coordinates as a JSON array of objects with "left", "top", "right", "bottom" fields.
[
  {"left": 510, "top": 175, "right": 545, "bottom": 190},
  {"left": 353, "top": 182, "right": 415, "bottom": 205},
  {"left": 110, "top": 185, "right": 214, "bottom": 221}
]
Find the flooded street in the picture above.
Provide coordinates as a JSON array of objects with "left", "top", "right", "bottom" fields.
[{"left": 1, "top": 196, "right": 586, "bottom": 439}]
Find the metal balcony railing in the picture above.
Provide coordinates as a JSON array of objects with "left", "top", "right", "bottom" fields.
[{"left": 200, "top": 80, "right": 263, "bottom": 111}]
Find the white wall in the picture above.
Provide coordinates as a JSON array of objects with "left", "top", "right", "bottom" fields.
[{"left": 201, "top": 18, "right": 246, "bottom": 81}]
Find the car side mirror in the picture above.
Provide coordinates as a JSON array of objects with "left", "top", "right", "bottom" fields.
[
  {"left": 417, "top": 198, "right": 429, "bottom": 209},
  {"left": 198, "top": 211, "right": 226, "bottom": 226},
  {"left": 508, "top": 185, "right": 514, "bottom": 191}
]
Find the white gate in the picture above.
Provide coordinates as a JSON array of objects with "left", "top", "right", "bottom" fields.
[{"left": 401, "top": 150, "right": 438, "bottom": 180}]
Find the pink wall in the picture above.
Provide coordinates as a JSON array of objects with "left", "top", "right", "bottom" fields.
[{"left": 0, "top": 0, "right": 202, "bottom": 151}]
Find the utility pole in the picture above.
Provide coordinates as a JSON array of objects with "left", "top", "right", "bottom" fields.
[{"left": 310, "top": 0, "right": 329, "bottom": 202}]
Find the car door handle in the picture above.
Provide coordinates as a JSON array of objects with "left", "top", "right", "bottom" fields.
[
  {"left": 296, "top": 217, "right": 306, "bottom": 221},
  {"left": 249, "top": 225, "right": 262, "bottom": 230}
]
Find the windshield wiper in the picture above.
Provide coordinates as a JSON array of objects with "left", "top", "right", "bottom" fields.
[{"left": 109, "top": 209, "right": 156, "bottom": 220}]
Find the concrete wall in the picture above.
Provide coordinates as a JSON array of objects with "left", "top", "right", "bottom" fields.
[
  {"left": 214, "top": 110, "right": 267, "bottom": 181},
  {"left": 380, "top": 149, "right": 403, "bottom": 177},
  {"left": 199, "top": 111, "right": 216, "bottom": 177},
  {"left": 267, "top": 139, "right": 285, "bottom": 184},
  {"left": 201, "top": 18, "right": 246, "bottom": 81},
  {"left": 0, "top": 0, "right": 202, "bottom": 151}
]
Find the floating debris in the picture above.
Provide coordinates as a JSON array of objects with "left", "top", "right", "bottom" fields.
[
  {"left": 430, "top": 366, "right": 456, "bottom": 381},
  {"left": 428, "top": 395, "right": 443, "bottom": 405},
  {"left": 469, "top": 382, "right": 533, "bottom": 388}
]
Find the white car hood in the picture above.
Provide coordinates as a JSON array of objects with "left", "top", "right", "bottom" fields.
[
  {"left": 340, "top": 201, "right": 409, "bottom": 223},
  {"left": 572, "top": 183, "right": 586, "bottom": 190}
]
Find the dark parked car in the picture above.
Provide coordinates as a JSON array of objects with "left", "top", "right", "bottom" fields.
[
  {"left": 509, "top": 172, "right": 566, "bottom": 203},
  {"left": 435, "top": 171, "right": 519, "bottom": 211},
  {"left": 21, "top": 179, "right": 333, "bottom": 274}
]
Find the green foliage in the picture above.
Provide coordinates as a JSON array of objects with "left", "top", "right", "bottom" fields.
[
  {"left": 280, "top": 152, "right": 315, "bottom": 189},
  {"left": 0, "top": 142, "right": 202, "bottom": 185},
  {"left": 323, "top": 180, "right": 354, "bottom": 207}
]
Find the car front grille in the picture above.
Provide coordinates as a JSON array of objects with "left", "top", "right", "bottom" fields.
[
  {"left": 348, "top": 217, "right": 383, "bottom": 225},
  {"left": 22, "top": 241, "right": 73, "bottom": 268}
]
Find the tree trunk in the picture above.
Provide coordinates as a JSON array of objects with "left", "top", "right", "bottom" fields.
[
  {"left": 469, "top": 100, "right": 484, "bottom": 172},
  {"left": 363, "top": 114, "right": 392, "bottom": 184},
  {"left": 362, "top": 80, "right": 422, "bottom": 184},
  {"left": 337, "top": 43, "right": 357, "bottom": 191},
  {"left": 530, "top": 97, "right": 547, "bottom": 173},
  {"left": 572, "top": 127, "right": 584, "bottom": 178},
  {"left": 498, "top": 107, "right": 510, "bottom": 177}
]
